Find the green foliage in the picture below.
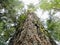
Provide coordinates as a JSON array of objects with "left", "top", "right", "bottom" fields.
[
  {"left": 19, "top": 15, "right": 27, "bottom": 23},
  {"left": 0, "top": 0, "right": 38, "bottom": 44},
  {"left": 27, "top": 4, "right": 36, "bottom": 12},
  {"left": 0, "top": 0, "right": 60, "bottom": 44},
  {"left": 53, "top": 21, "right": 60, "bottom": 40},
  {"left": 40, "top": 0, "right": 60, "bottom": 41},
  {"left": 40, "top": 0, "right": 60, "bottom": 10},
  {"left": 47, "top": 20, "right": 56, "bottom": 31},
  {"left": 17, "top": 14, "right": 27, "bottom": 29},
  {"left": 40, "top": 2, "right": 53, "bottom": 10},
  {"left": 0, "top": 22, "right": 4, "bottom": 33},
  {"left": 0, "top": 0, "right": 24, "bottom": 45},
  {"left": 3, "top": 27, "right": 15, "bottom": 41},
  {"left": 47, "top": 19, "right": 60, "bottom": 41}
]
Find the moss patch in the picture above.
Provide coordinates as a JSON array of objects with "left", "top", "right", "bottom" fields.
[{"left": 17, "top": 14, "right": 27, "bottom": 30}]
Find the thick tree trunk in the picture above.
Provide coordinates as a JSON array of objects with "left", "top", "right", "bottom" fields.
[{"left": 8, "top": 12, "right": 57, "bottom": 45}]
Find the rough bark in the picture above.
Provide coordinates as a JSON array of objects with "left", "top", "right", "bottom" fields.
[{"left": 8, "top": 12, "right": 57, "bottom": 45}]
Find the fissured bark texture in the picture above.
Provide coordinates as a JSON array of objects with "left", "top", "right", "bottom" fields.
[{"left": 8, "top": 12, "right": 57, "bottom": 45}]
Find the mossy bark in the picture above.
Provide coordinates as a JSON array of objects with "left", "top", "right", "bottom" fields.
[{"left": 8, "top": 12, "right": 57, "bottom": 45}]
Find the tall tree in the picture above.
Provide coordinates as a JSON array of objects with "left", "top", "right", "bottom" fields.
[
  {"left": 8, "top": 11, "right": 57, "bottom": 45},
  {"left": 0, "top": 0, "right": 59, "bottom": 45}
]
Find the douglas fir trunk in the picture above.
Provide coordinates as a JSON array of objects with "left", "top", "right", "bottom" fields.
[{"left": 8, "top": 12, "right": 57, "bottom": 45}]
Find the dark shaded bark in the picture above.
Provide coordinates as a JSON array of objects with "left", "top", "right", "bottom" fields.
[{"left": 8, "top": 12, "right": 57, "bottom": 45}]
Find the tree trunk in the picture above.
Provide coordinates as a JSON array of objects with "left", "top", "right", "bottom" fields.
[{"left": 8, "top": 12, "right": 57, "bottom": 45}]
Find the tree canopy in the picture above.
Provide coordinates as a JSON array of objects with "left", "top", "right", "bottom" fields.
[{"left": 0, "top": 0, "right": 60, "bottom": 45}]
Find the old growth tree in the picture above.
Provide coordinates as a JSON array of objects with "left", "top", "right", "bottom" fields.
[
  {"left": 0, "top": 0, "right": 60, "bottom": 45},
  {"left": 8, "top": 11, "right": 57, "bottom": 45}
]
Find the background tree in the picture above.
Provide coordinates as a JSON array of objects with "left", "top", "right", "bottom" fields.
[
  {"left": 0, "top": 0, "right": 24, "bottom": 45},
  {"left": 40, "top": 0, "right": 60, "bottom": 41}
]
